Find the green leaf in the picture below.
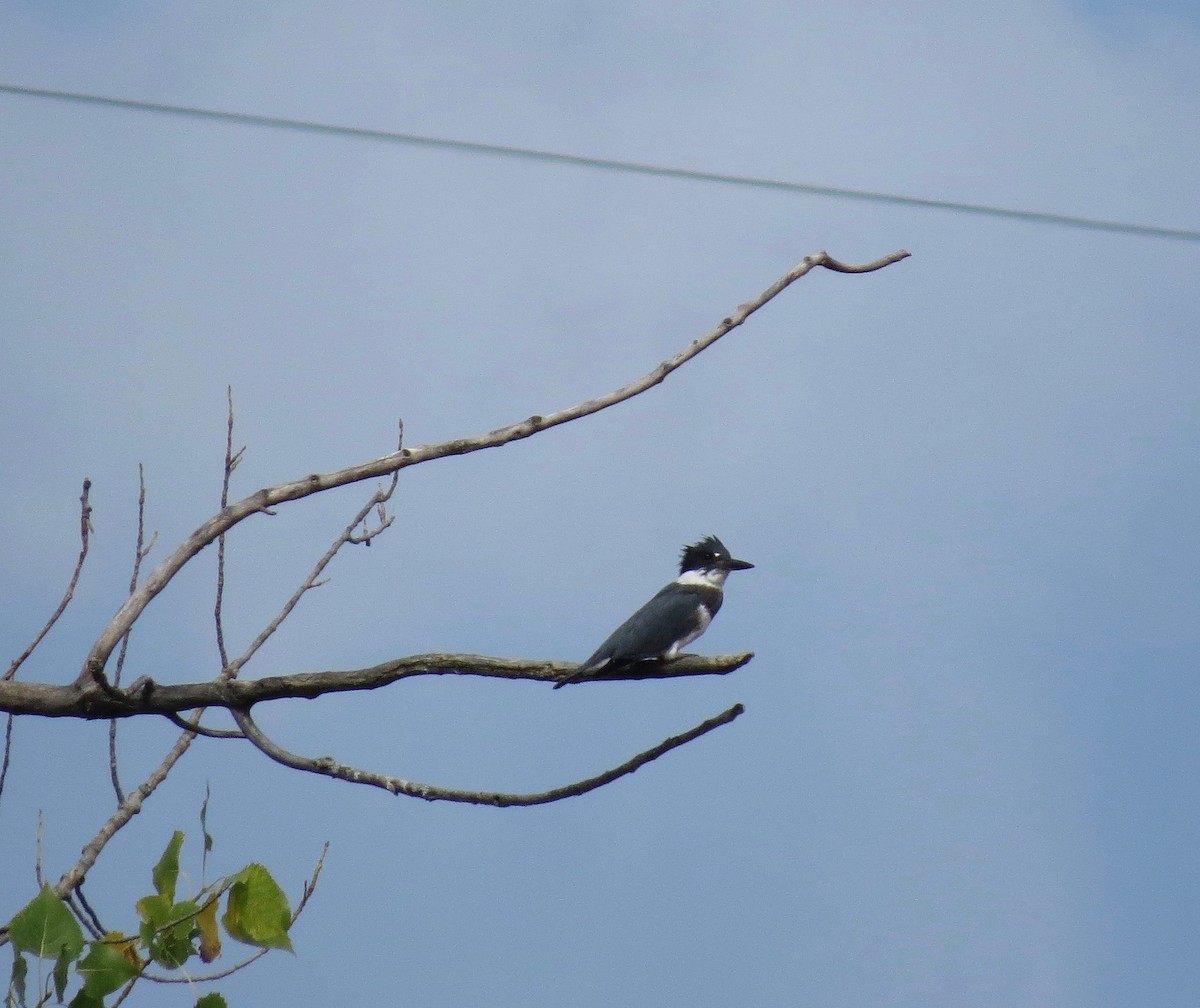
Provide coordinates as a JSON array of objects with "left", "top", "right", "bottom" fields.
[
  {"left": 9, "top": 950, "right": 28, "bottom": 1007},
  {"left": 199, "top": 785, "right": 214, "bottom": 884},
  {"left": 67, "top": 990, "right": 104, "bottom": 1008},
  {"left": 195, "top": 993, "right": 228, "bottom": 1008},
  {"left": 135, "top": 891, "right": 171, "bottom": 948},
  {"left": 199, "top": 786, "right": 213, "bottom": 852},
  {"left": 53, "top": 946, "right": 71, "bottom": 1000},
  {"left": 136, "top": 892, "right": 200, "bottom": 969},
  {"left": 77, "top": 940, "right": 139, "bottom": 998},
  {"left": 221, "top": 864, "right": 293, "bottom": 952},
  {"left": 152, "top": 831, "right": 186, "bottom": 903},
  {"left": 137, "top": 918, "right": 156, "bottom": 951},
  {"left": 150, "top": 901, "right": 200, "bottom": 970},
  {"left": 7, "top": 886, "right": 85, "bottom": 961}
]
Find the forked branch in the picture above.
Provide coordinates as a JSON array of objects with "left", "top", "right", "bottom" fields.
[{"left": 77, "top": 249, "right": 908, "bottom": 686}]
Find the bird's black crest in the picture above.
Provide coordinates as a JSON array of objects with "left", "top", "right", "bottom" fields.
[{"left": 679, "top": 535, "right": 731, "bottom": 574}]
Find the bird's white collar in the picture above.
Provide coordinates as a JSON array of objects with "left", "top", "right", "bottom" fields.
[{"left": 676, "top": 568, "right": 728, "bottom": 589}]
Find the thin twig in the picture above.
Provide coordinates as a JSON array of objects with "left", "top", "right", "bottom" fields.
[
  {"left": 225, "top": 422, "right": 404, "bottom": 679},
  {"left": 2, "top": 481, "right": 93, "bottom": 801},
  {"left": 215, "top": 386, "right": 239, "bottom": 676},
  {"left": 40, "top": 396, "right": 273, "bottom": 922},
  {"left": 159, "top": 710, "right": 244, "bottom": 739},
  {"left": 50, "top": 719, "right": 200, "bottom": 905},
  {"left": 230, "top": 703, "right": 745, "bottom": 807},
  {"left": 35, "top": 811, "right": 44, "bottom": 886},
  {"left": 109, "top": 976, "right": 139, "bottom": 1008},
  {"left": 65, "top": 891, "right": 103, "bottom": 941},
  {"left": 3, "top": 704, "right": 208, "bottom": 947},
  {"left": 74, "top": 881, "right": 107, "bottom": 937},
  {"left": 78, "top": 250, "right": 908, "bottom": 685},
  {"left": 48, "top": 407, "right": 250, "bottom": 935},
  {"left": 0, "top": 716, "right": 13, "bottom": 808},
  {"left": 109, "top": 465, "right": 152, "bottom": 804},
  {"left": 7, "top": 479, "right": 93, "bottom": 682}
]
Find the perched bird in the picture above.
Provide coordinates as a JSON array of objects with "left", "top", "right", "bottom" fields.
[{"left": 554, "top": 535, "right": 753, "bottom": 688}]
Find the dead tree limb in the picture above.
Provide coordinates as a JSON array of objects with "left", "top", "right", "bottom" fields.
[
  {"left": 76, "top": 249, "right": 908, "bottom": 688},
  {"left": 1, "top": 652, "right": 754, "bottom": 719},
  {"left": 230, "top": 702, "right": 746, "bottom": 807}
]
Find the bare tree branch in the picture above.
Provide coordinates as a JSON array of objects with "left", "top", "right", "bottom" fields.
[
  {"left": 6, "top": 479, "right": 93, "bottom": 682},
  {"left": 110, "top": 975, "right": 139, "bottom": 1008},
  {"left": 40, "top": 409, "right": 250, "bottom": 931},
  {"left": 214, "top": 386, "right": 240, "bottom": 675},
  {"left": 231, "top": 703, "right": 746, "bottom": 807},
  {"left": 51, "top": 718, "right": 201, "bottom": 903},
  {"left": 0, "top": 717, "right": 13, "bottom": 811},
  {"left": 65, "top": 890, "right": 103, "bottom": 942},
  {"left": 159, "top": 710, "right": 245, "bottom": 739},
  {"left": 73, "top": 882, "right": 107, "bottom": 939},
  {"left": 1, "top": 479, "right": 94, "bottom": 804},
  {"left": 108, "top": 464, "right": 154, "bottom": 804},
  {"left": 2, "top": 652, "right": 753, "bottom": 719},
  {"left": 77, "top": 249, "right": 908, "bottom": 686},
  {"left": 7, "top": 407, "right": 254, "bottom": 948},
  {"left": 35, "top": 811, "right": 44, "bottom": 887},
  {"left": 224, "top": 421, "right": 404, "bottom": 680},
  {"left": 10, "top": 414, "right": 243, "bottom": 950}
]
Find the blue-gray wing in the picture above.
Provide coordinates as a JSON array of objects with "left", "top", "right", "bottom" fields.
[{"left": 580, "top": 584, "right": 716, "bottom": 672}]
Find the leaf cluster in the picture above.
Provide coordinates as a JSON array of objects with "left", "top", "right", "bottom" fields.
[{"left": 5, "top": 832, "right": 294, "bottom": 1008}]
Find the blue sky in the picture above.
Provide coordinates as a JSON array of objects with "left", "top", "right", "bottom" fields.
[{"left": 1, "top": 3, "right": 1198, "bottom": 1006}]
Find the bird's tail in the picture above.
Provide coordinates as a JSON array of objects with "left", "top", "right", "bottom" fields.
[
  {"left": 552, "top": 668, "right": 585, "bottom": 689},
  {"left": 553, "top": 657, "right": 606, "bottom": 688}
]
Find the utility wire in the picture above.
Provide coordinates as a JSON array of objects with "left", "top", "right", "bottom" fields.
[{"left": 3, "top": 81, "right": 1198, "bottom": 243}]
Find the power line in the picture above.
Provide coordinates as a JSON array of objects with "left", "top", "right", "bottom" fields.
[{"left": 3, "top": 81, "right": 1198, "bottom": 244}]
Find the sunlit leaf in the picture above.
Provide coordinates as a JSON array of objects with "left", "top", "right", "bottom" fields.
[
  {"left": 152, "top": 831, "right": 186, "bottom": 903},
  {"left": 78, "top": 940, "right": 139, "bottom": 997},
  {"left": 221, "top": 864, "right": 293, "bottom": 952},
  {"left": 135, "top": 892, "right": 171, "bottom": 949},
  {"left": 196, "top": 992, "right": 228, "bottom": 1008}
]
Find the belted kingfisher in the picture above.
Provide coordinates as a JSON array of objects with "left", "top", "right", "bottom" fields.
[{"left": 554, "top": 535, "right": 753, "bottom": 688}]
